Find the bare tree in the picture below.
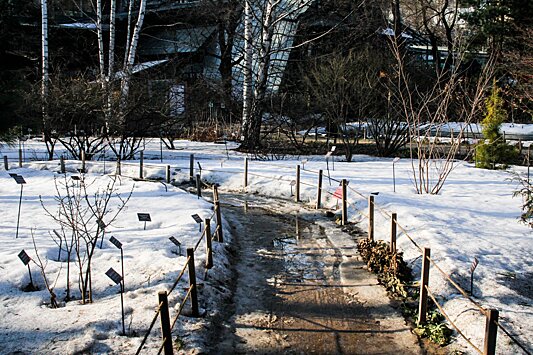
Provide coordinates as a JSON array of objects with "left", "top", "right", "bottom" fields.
[
  {"left": 303, "top": 49, "right": 382, "bottom": 161},
  {"left": 41, "top": 174, "right": 133, "bottom": 303},
  {"left": 387, "top": 28, "right": 496, "bottom": 194}
]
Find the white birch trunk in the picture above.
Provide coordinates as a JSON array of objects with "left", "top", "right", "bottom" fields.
[
  {"left": 123, "top": 0, "right": 134, "bottom": 68},
  {"left": 108, "top": 0, "right": 117, "bottom": 79},
  {"left": 241, "top": 0, "right": 253, "bottom": 140},
  {"left": 120, "top": 0, "right": 147, "bottom": 114},
  {"left": 41, "top": 0, "right": 49, "bottom": 104},
  {"left": 255, "top": 0, "right": 274, "bottom": 102},
  {"left": 96, "top": 0, "right": 105, "bottom": 83},
  {"left": 41, "top": 0, "right": 54, "bottom": 159},
  {"left": 105, "top": 0, "right": 117, "bottom": 132}
]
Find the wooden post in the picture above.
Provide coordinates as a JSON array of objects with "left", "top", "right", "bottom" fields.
[
  {"left": 187, "top": 248, "right": 199, "bottom": 317},
  {"left": 158, "top": 291, "right": 173, "bottom": 355},
  {"left": 418, "top": 248, "right": 431, "bottom": 325},
  {"left": 483, "top": 309, "right": 499, "bottom": 355},
  {"left": 243, "top": 157, "right": 248, "bottom": 189},
  {"left": 316, "top": 169, "right": 323, "bottom": 209},
  {"left": 205, "top": 218, "right": 213, "bottom": 269},
  {"left": 391, "top": 213, "right": 397, "bottom": 253},
  {"left": 368, "top": 196, "right": 374, "bottom": 241},
  {"left": 116, "top": 157, "right": 121, "bottom": 176},
  {"left": 165, "top": 165, "right": 171, "bottom": 183},
  {"left": 213, "top": 184, "right": 218, "bottom": 202},
  {"left": 450, "top": 128, "right": 454, "bottom": 145},
  {"left": 81, "top": 150, "right": 86, "bottom": 173},
  {"left": 3, "top": 155, "right": 8, "bottom": 171},
  {"left": 60, "top": 156, "right": 65, "bottom": 173},
  {"left": 18, "top": 148, "right": 22, "bottom": 167},
  {"left": 139, "top": 151, "right": 144, "bottom": 179},
  {"left": 295, "top": 164, "right": 301, "bottom": 202},
  {"left": 189, "top": 154, "right": 194, "bottom": 183},
  {"left": 518, "top": 139, "right": 523, "bottom": 154},
  {"left": 503, "top": 131, "right": 506, "bottom": 143},
  {"left": 196, "top": 174, "right": 202, "bottom": 198},
  {"left": 214, "top": 186, "right": 224, "bottom": 243},
  {"left": 341, "top": 179, "right": 347, "bottom": 225}
]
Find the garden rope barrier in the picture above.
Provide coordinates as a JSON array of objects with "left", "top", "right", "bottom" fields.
[
  {"left": 193, "top": 228, "right": 207, "bottom": 252},
  {"left": 426, "top": 255, "right": 487, "bottom": 316},
  {"left": 494, "top": 319, "right": 532, "bottom": 355},
  {"left": 168, "top": 256, "right": 191, "bottom": 296},
  {"left": 426, "top": 285, "right": 483, "bottom": 354},
  {"left": 135, "top": 301, "right": 164, "bottom": 355},
  {"left": 170, "top": 286, "right": 194, "bottom": 330}
]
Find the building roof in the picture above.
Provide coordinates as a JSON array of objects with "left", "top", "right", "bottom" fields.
[{"left": 140, "top": 26, "right": 216, "bottom": 56}]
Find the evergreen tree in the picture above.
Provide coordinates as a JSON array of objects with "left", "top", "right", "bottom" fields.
[
  {"left": 475, "top": 83, "right": 518, "bottom": 169},
  {"left": 462, "top": 0, "right": 533, "bottom": 54},
  {"left": 463, "top": 0, "right": 533, "bottom": 120}
]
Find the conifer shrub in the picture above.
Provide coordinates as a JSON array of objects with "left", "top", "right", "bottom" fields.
[{"left": 475, "top": 83, "right": 518, "bottom": 169}]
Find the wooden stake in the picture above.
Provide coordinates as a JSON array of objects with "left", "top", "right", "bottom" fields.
[
  {"left": 205, "top": 218, "right": 213, "bottom": 269},
  {"left": 158, "top": 291, "right": 173, "bottom": 355},
  {"left": 18, "top": 148, "right": 22, "bottom": 167},
  {"left": 483, "top": 309, "right": 499, "bottom": 355},
  {"left": 196, "top": 174, "right": 202, "bottom": 198},
  {"left": 116, "top": 157, "right": 121, "bottom": 176},
  {"left": 214, "top": 188, "right": 223, "bottom": 243},
  {"left": 418, "top": 248, "right": 431, "bottom": 325},
  {"left": 165, "top": 165, "right": 171, "bottom": 183},
  {"left": 139, "top": 151, "right": 144, "bottom": 179},
  {"left": 295, "top": 164, "right": 301, "bottom": 202},
  {"left": 391, "top": 213, "right": 397, "bottom": 253},
  {"left": 3, "top": 155, "right": 8, "bottom": 171},
  {"left": 316, "top": 170, "right": 323, "bottom": 209},
  {"left": 244, "top": 157, "right": 248, "bottom": 189},
  {"left": 189, "top": 154, "right": 194, "bottom": 183},
  {"left": 341, "top": 179, "right": 347, "bottom": 225},
  {"left": 187, "top": 248, "right": 199, "bottom": 317},
  {"left": 81, "top": 149, "right": 86, "bottom": 173},
  {"left": 60, "top": 156, "right": 65, "bottom": 174},
  {"left": 368, "top": 196, "right": 374, "bottom": 241}
]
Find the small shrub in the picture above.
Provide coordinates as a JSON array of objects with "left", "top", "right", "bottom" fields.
[
  {"left": 414, "top": 310, "right": 453, "bottom": 346},
  {"left": 357, "top": 239, "right": 411, "bottom": 298},
  {"left": 358, "top": 239, "right": 452, "bottom": 346}
]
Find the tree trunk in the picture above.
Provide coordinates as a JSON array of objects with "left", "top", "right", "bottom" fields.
[
  {"left": 41, "top": 0, "right": 54, "bottom": 160},
  {"left": 241, "top": 0, "right": 253, "bottom": 145}
]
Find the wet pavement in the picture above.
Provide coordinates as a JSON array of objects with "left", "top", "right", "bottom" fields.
[{"left": 210, "top": 193, "right": 422, "bottom": 354}]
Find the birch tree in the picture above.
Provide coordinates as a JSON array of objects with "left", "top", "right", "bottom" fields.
[
  {"left": 239, "top": 0, "right": 312, "bottom": 150},
  {"left": 41, "top": 0, "right": 55, "bottom": 160},
  {"left": 93, "top": 0, "right": 147, "bottom": 160}
]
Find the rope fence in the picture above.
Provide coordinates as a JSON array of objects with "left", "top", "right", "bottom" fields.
[{"left": 425, "top": 285, "right": 484, "bottom": 354}]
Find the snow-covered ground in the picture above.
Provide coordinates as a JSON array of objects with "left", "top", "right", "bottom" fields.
[{"left": 0, "top": 138, "right": 532, "bottom": 354}]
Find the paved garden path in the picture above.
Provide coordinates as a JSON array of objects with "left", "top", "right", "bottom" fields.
[{"left": 210, "top": 195, "right": 422, "bottom": 354}]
